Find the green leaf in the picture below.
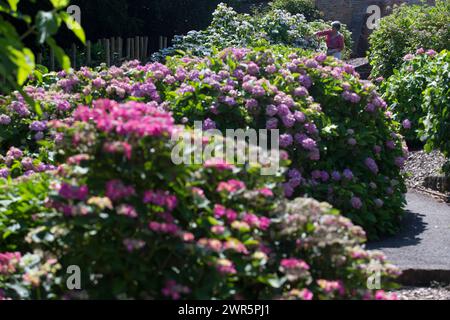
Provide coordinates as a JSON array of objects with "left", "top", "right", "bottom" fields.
[
  {"left": 7, "top": 0, "right": 19, "bottom": 11},
  {"left": 60, "top": 12, "right": 86, "bottom": 44},
  {"left": 36, "top": 11, "right": 60, "bottom": 44},
  {"left": 46, "top": 37, "right": 71, "bottom": 70},
  {"left": 8, "top": 47, "right": 34, "bottom": 85},
  {"left": 50, "top": 0, "right": 69, "bottom": 9}
]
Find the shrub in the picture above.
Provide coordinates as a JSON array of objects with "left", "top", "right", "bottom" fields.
[
  {"left": 161, "top": 47, "right": 407, "bottom": 238},
  {"left": 0, "top": 47, "right": 406, "bottom": 238},
  {"left": 0, "top": 251, "right": 60, "bottom": 300},
  {"left": 151, "top": 3, "right": 352, "bottom": 62},
  {"left": 368, "top": 1, "right": 450, "bottom": 79},
  {"left": 0, "top": 99, "right": 400, "bottom": 299},
  {"left": 380, "top": 48, "right": 442, "bottom": 142},
  {"left": 419, "top": 51, "right": 450, "bottom": 175},
  {"left": 269, "top": 0, "right": 322, "bottom": 21},
  {"left": 0, "top": 173, "right": 54, "bottom": 252}
]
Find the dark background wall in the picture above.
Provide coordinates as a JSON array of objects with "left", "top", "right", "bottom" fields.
[{"left": 69, "top": 1, "right": 266, "bottom": 40}]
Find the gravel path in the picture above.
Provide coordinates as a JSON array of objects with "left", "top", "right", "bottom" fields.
[
  {"left": 392, "top": 285, "right": 450, "bottom": 300},
  {"left": 403, "top": 150, "right": 447, "bottom": 190}
]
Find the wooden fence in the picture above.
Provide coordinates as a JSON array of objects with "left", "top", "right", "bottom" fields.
[{"left": 37, "top": 36, "right": 170, "bottom": 70}]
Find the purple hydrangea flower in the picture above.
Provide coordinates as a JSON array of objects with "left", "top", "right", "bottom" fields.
[
  {"left": 203, "top": 118, "right": 216, "bottom": 130},
  {"left": 305, "top": 59, "right": 318, "bottom": 68},
  {"left": 298, "top": 75, "right": 312, "bottom": 88},
  {"left": 34, "top": 132, "right": 44, "bottom": 141},
  {"left": 266, "top": 118, "right": 278, "bottom": 129},
  {"left": 0, "top": 114, "right": 11, "bottom": 125},
  {"left": 247, "top": 62, "right": 260, "bottom": 75},
  {"left": 315, "top": 53, "right": 327, "bottom": 62},
  {"left": 311, "top": 170, "right": 322, "bottom": 180},
  {"left": 279, "top": 134, "right": 293, "bottom": 148},
  {"left": 283, "top": 183, "right": 294, "bottom": 197},
  {"left": 348, "top": 138, "right": 357, "bottom": 146},
  {"left": 402, "top": 119, "right": 411, "bottom": 129},
  {"left": 30, "top": 121, "right": 47, "bottom": 132},
  {"left": 343, "top": 169, "right": 354, "bottom": 180},
  {"left": 351, "top": 197, "right": 362, "bottom": 209},
  {"left": 331, "top": 171, "right": 341, "bottom": 181},
  {"left": 282, "top": 113, "right": 296, "bottom": 127},
  {"left": 301, "top": 138, "right": 317, "bottom": 151},
  {"left": 395, "top": 157, "right": 405, "bottom": 168},
  {"left": 365, "top": 157, "right": 379, "bottom": 174},
  {"left": 0, "top": 168, "right": 9, "bottom": 178},
  {"left": 426, "top": 49, "right": 437, "bottom": 57},
  {"left": 277, "top": 104, "right": 290, "bottom": 116},
  {"left": 304, "top": 123, "right": 318, "bottom": 135},
  {"left": 266, "top": 104, "right": 278, "bottom": 117},
  {"left": 245, "top": 99, "right": 258, "bottom": 109},
  {"left": 293, "top": 111, "right": 306, "bottom": 123},
  {"left": 365, "top": 103, "right": 376, "bottom": 112},
  {"left": 294, "top": 86, "right": 308, "bottom": 97},
  {"left": 265, "top": 64, "right": 277, "bottom": 74},
  {"left": 321, "top": 171, "right": 329, "bottom": 182},
  {"left": 403, "top": 54, "right": 415, "bottom": 61},
  {"left": 374, "top": 199, "right": 384, "bottom": 208},
  {"left": 386, "top": 140, "right": 396, "bottom": 150}
]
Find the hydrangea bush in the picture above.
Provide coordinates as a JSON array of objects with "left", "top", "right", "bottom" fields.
[
  {"left": 0, "top": 46, "right": 407, "bottom": 238},
  {"left": 0, "top": 99, "right": 399, "bottom": 299},
  {"left": 151, "top": 3, "right": 352, "bottom": 62},
  {"left": 368, "top": 0, "right": 450, "bottom": 78},
  {"left": 418, "top": 51, "right": 450, "bottom": 175},
  {"left": 161, "top": 47, "right": 407, "bottom": 238},
  {"left": 0, "top": 251, "right": 60, "bottom": 300},
  {"left": 269, "top": 0, "right": 322, "bottom": 21},
  {"left": 381, "top": 48, "right": 441, "bottom": 143}
]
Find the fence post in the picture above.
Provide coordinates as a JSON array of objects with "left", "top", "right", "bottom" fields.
[
  {"left": 86, "top": 40, "right": 91, "bottom": 66},
  {"left": 135, "top": 36, "right": 140, "bottom": 61},
  {"left": 139, "top": 37, "right": 144, "bottom": 61},
  {"left": 164, "top": 37, "right": 168, "bottom": 49},
  {"left": 118, "top": 37, "right": 123, "bottom": 61},
  {"left": 111, "top": 37, "right": 115, "bottom": 63},
  {"left": 126, "top": 38, "right": 131, "bottom": 59},
  {"left": 105, "top": 39, "right": 111, "bottom": 66},
  {"left": 144, "top": 37, "right": 148, "bottom": 60},
  {"left": 37, "top": 52, "right": 42, "bottom": 65},
  {"left": 71, "top": 44, "right": 77, "bottom": 70}
]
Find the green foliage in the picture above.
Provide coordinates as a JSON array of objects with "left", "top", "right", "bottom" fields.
[
  {"left": 161, "top": 47, "right": 406, "bottom": 238},
  {"left": 0, "top": 99, "right": 400, "bottom": 299},
  {"left": 0, "top": 0, "right": 85, "bottom": 95},
  {"left": 152, "top": 3, "right": 352, "bottom": 62},
  {"left": 269, "top": 0, "right": 321, "bottom": 21},
  {"left": 368, "top": 0, "right": 450, "bottom": 78},
  {"left": 380, "top": 49, "right": 440, "bottom": 142},
  {"left": 420, "top": 51, "right": 450, "bottom": 174}
]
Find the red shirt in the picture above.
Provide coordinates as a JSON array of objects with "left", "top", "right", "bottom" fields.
[{"left": 315, "top": 30, "right": 344, "bottom": 51}]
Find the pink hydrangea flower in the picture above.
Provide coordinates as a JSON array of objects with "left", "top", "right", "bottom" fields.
[
  {"left": 216, "top": 180, "right": 246, "bottom": 193},
  {"left": 105, "top": 180, "right": 135, "bottom": 201}
]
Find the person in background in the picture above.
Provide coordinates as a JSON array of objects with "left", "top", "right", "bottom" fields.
[{"left": 315, "top": 21, "right": 345, "bottom": 59}]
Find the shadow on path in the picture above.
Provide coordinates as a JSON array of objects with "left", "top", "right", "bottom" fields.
[
  {"left": 366, "top": 191, "right": 450, "bottom": 270},
  {"left": 367, "top": 209, "right": 427, "bottom": 249}
]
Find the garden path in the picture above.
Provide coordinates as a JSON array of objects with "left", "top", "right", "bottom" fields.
[{"left": 368, "top": 191, "right": 450, "bottom": 284}]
